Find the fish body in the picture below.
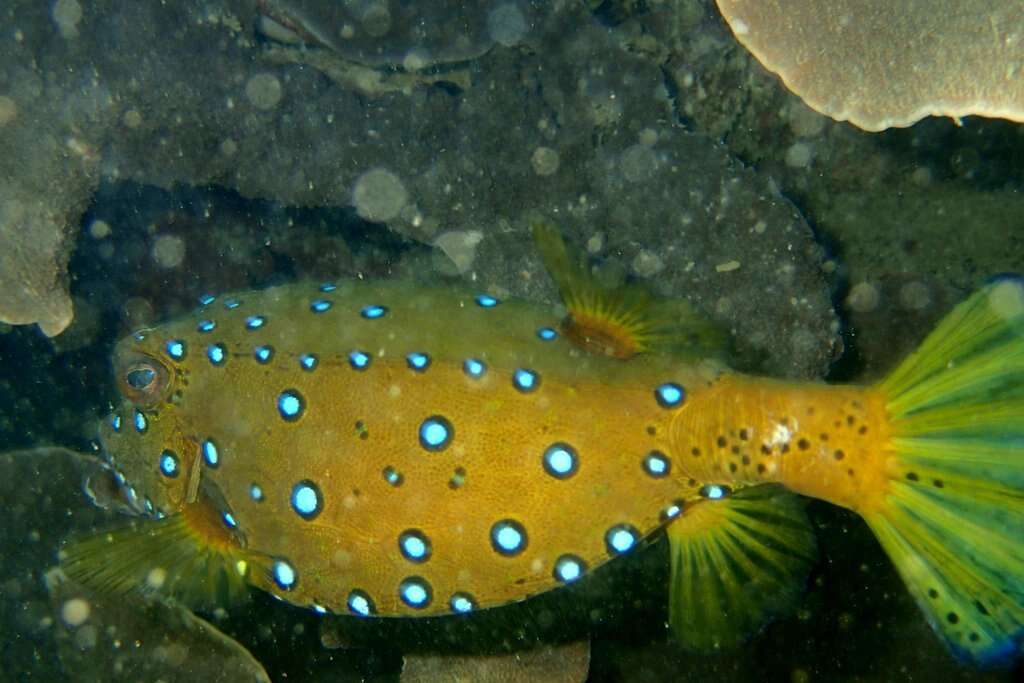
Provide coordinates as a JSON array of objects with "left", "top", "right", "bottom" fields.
[
  {"left": 67, "top": 227, "right": 1024, "bottom": 666},
  {"left": 101, "top": 279, "right": 719, "bottom": 615}
]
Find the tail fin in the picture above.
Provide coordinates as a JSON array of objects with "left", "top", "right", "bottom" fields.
[{"left": 868, "top": 277, "right": 1024, "bottom": 665}]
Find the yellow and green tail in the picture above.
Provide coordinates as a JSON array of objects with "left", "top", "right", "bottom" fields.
[{"left": 869, "top": 277, "right": 1024, "bottom": 665}]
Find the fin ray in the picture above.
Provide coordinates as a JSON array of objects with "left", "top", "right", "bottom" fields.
[
  {"left": 667, "top": 484, "right": 817, "bottom": 651},
  {"left": 531, "top": 220, "right": 727, "bottom": 360},
  {"left": 868, "top": 277, "right": 1024, "bottom": 665},
  {"left": 61, "top": 495, "right": 259, "bottom": 611}
]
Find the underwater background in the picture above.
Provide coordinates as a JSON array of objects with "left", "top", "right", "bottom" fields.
[{"left": 0, "top": 1, "right": 1022, "bottom": 681}]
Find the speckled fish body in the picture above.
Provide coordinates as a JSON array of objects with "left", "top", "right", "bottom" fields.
[
  {"left": 101, "top": 279, "right": 713, "bottom": 616},
  {"left": 85, "top": 271, "right": 1024, "bottom": 667}
]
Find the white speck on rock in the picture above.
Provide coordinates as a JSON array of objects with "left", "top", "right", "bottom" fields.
[
  {"left": 0, "top": 97, "right": 19, "bottom": 126},
  {"left": 61, "top": 598, "right": 90, "bottom": 627},
  {"left": 433, "top": 230, "right": 484, "bottom": 274},
  {"left": 488, "top": 3, "right": 528, "bottom": 47},
  {"left": 847, "top": 282, "right": 879, "bottom": 313},
  {"left": 530, "top": 147, "right": 560, "bottom": 176},
  {"left": 785, "top": 142, "right": 814, "bottom": 169},
  {"left": 245, "top": 73, "right": 283, "bottom": 110},
  {"left": 632, "top": 249, "right": 664, "bottom": 277},
  {"left": 52, "top": 0, "right": 83, "bottom": 39},
  {"left": 152, "top": 234, "right": 185, "bottom": 269},
  {"left": 352, "top": 168, "right": 408, "bottom": 222}
]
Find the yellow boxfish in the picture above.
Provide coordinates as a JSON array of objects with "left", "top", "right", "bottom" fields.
[{"left": 62, "top": 223, "right": 1024, "bottom": 666}]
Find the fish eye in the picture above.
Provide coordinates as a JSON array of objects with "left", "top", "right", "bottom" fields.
[
  {"left": 117, "top": 355, "right": 171, "bottom": 407},
  {"left": 126, "top": 367, "right": 157, "bottom": 390}
]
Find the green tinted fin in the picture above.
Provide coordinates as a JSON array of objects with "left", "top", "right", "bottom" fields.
[
  {"left": 531, "top": 220, "right": 727, "bottom": 360},
  {"left": 666, "top": 484, "right": 817, "bottom": 651},
  {"left": 60, "top": 490, "right": 259, "bottom": 611},
  {"left": 867, "top": 277, "right": 1024, "bottom": 666}
]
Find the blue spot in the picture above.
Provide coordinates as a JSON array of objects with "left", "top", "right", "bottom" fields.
[
  {"left": 319, "top": 282, "right": 337, "bottom": 293},
  {"left": 450, "top": 593, "right": 476, "bottom": 614},
  {"left": 542, "top": 443, "right": 578, "bottom": 479},
  {"left": 165, "top": 340, "right": 186, "bottom": 360},
  {"left": 197, "top": 319, "right": 216, "bottom": 333},
  {"left": 490, "top": 519, "right": 527, "bottom": 556},
  {"left": 661, "top": 500, "right": 685, "bottom": 521},
  {"left": 512, "top": 368, "right": 540, "bottom": 393},
  {"left": 383, "top": 466, "right": 403, "bottom": 487},
  {"left": 643, "top": 451, "right": 671, "bottom": 478},
  {"left": 310, "top": 299, "right": 332, "bottom": 313},
  {"left": 222, "top": 512, "right": 237, "bottom": 529},
  {"left": 312, "top": 604, "right": 327, "bottom": 615},
  {"left": 277, "top": 389, "right": 305, "bottom": 421},
  {"left": 299, "top": 353, "right": 318, "bottom": 371},
  {"left": 361, "top": 305, "right": 388, "bottom": 319},
  {"left": 245, "top": 315, "right": 266, "bottom": 330},
  {"left": 475, "top": 294, "right": 499, "bottom": 308},
  {"left": 605, "top": 524, "right": 639, "bottom": 555},
  {"left": 159, "top": 450, "right": 179, "bottom": 478},
  {"left": 224, "top": 298, "right": 241, "bottom": 310},
  {"left": 463, "top": 358, "right": 486, "bottom": 378},
  {"left": 110, "top": 414, "right": 122, "bottom": 432},
  {"left": 202, "top": 439, "right": 219, "bottom": 468},
  {"left": 700, "top": 484, "right": 730, "bottom": 500},
  {"left": 133, "top": 331, "right": 146, "bottom": 342},
  {"left": 347, "top": 589, "right": 374, "bottom": 616},
  {"left": 250, "top": 483, "right": 264, "bottom": 502},
  {"left": 254, "top": 345, "right": 274, "bottom": 364},
  {"left": 207, "top": 343, "right": 227, "bottom": 366},
  {"left": 655, "top": 382, "right": 685, "bottom": 408},
  {"left": 406, "top": 352, "right": 430, "bottom": 372},
  {"left": 348, "top": 350, "right": 371, "bottom": 370},
  {"left": 134, "top": 410, "right": 147, "bottom": 433},
  {"left": 419, "top": 416, "right": 453, "bottom": 451},
  {"left": 272, "top": 559, "right": 296, "bottom": 590},
  {"left": 537, "top": 327, "right": 558, "bottom": 341},
  {"left": 198, "top": 294, "right": 216, "bottom": 306},
  {"left": 291, "top": 480, "right": 322, "bottom": 520},
  {"left": 144, "top": 498, "right": 154, "bottom": 514},
  {"left": 398, "top": 529, "right": 431, "bottom": 563},
  {"left": 399, "top": 576, "right": 432, "bottom": 609},
  {"left": 553, "top": 554, "right": 586, "bottom": 583}
]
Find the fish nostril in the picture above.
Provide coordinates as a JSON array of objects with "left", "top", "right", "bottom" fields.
[{"left": 126, "top": 367, "right": 157, "bottom": 390}]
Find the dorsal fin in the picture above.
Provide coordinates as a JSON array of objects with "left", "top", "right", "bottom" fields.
[{"left": 531, "top": 221, "right": 727, "bottom": 360}]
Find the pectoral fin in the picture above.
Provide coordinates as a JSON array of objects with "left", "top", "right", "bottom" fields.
[
  {"left": 60, "top": 488, "right": 261, "bottom": 611},
  {"left": 666, "top": 484, "right": 817, "bottom": 651}
]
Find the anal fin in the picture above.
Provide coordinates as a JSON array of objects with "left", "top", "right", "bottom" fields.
[
  {"left": 666, "top": 484, "right": 817, "bottom": 651},
  {"left": 60, "top": 492, "right": 260, "bottom": 611}
]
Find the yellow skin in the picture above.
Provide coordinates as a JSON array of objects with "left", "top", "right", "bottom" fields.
[{"left": 101, "top": 279, "right": 886, "bottom": 617}]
